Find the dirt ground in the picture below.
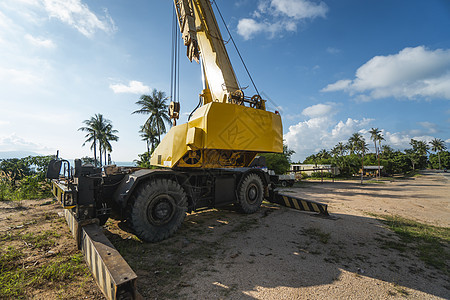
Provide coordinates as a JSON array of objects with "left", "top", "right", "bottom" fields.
[
  {"left": 1, "top": 170, "right": 449, "bottom": 299},
  {"left": 0, "top": 199, "right": 104, "bottom": 299}
]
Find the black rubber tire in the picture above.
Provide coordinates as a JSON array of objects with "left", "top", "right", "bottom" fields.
[
  {"left": 129, "top": 178, "right": 187, "bottom": 242},
  {"left": 281, "top": 180, "right": 287, "bottom": 187},
  {"left": 237, "top": 173, "right": 264, "bottom": 214}
]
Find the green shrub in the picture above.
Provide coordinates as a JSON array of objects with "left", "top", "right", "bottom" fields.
[
  {"left": 310, "top": 171, "right": 333, "bottom": 178},
  {"left": 0, "top": 156, "right": 54, "bottom": 201}
]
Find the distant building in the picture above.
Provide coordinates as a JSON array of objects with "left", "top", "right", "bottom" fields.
[
  {"left": 290, "top": 164, "right": 340, "bottom": 176},
  {"left": 361, "top": 166, "right": 384, "bottom": 177}
]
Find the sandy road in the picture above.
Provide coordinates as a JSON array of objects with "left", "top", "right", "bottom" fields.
[{"left": 169, "top": 170, "right": 449, "bottom": 299}]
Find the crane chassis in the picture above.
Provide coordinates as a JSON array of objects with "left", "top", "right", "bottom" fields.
[{"left": 45, "top": 0, "right": 330, "bottom": 298}]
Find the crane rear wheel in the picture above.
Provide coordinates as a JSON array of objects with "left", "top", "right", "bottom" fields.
[{"left": 237, "top": 173, "right": 264, "bottom": 214}]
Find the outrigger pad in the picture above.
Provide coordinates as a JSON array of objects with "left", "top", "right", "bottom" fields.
[{"left": 269, "top": 192, "right": 329, "bottom": 216}]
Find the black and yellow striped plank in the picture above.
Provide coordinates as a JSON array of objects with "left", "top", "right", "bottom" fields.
[{"left": 270, "top": 193, "right": 329, "bottom": 215}]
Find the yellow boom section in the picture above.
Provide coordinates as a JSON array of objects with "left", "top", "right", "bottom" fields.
[
  {"left": 150, "top": 0, "right": 283, "bottom": 169},
  {"left": 174, "top": 0, "right": 239, "bottom": 103},
  {"left": 151, "top": 102, "right": 282, "bottom": 168}
]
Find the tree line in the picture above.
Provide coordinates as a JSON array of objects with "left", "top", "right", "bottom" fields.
[{"left": 302, "top": 129, "right": 448, "bottom": 178}]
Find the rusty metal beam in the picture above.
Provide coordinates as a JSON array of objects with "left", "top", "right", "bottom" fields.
[{"left": 63, "top": 209, "right": 139, "bottom": 300}]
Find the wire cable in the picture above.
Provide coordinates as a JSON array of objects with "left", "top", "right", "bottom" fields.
[{"left": 212, "top": 0, "right": 261, "bottom": 97}]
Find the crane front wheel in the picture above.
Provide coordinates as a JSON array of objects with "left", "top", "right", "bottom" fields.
[
  {"left": 129, "top": 179, "right": 187, "bottom": 242},
  {"left": 237, "top": 173, "right": 264, "bottom": 214}
]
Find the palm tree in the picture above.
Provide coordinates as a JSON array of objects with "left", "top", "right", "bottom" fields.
[
  {"left": 133, "top": 89, "right": 171, "bottom": 143},
  {"left": 369, "top": 128, "right": 380, "bottom": 154},
  {"left": 430, "top": 138, "right": 447, "bottom": 170},
  {"left": 331, "top": 142, "right": 347, "bottom": 174},
  {"left": 369, "top": 128, "right": 384, "bottom": 178},
  {"left": 308, "top": 154, "right": 319, "bottom": 167},
  {"left": 139, "top": 124, "right": 159, "bottom": 155},
  {"left": 408, "top": 139, "right": 429, "bottom": 171},
  {"left": 79, "top": 114, "right": 118, "bottom": 167},
  {"left": 318, "top": 149, "right": 330, "bottom": 161},
  {"left": 349, "top": 133, "right": 368, "bottom": 184},
  {"left": 333, "top": 142, "right": 347, "bottom": 157},
  {"left": 100, "top": 124, "right": 119, "bottom": 165},
  {"left": 348, "top": 133, "right": 362, "bottom": 155}
]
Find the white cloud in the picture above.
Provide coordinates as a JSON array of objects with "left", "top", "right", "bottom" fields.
[
  {"left": 237, "top": 0, "right": 328, "bottom": 40},
  {"left": 322, "top": 46, "right": 450, "bottom": 100},
  {"left": 109, "top": 80, "right": 150, "bottom": 94},
  {"left": 301, "top": 103, "right": 336, "bottom": 118},
  {"left": 283, "top": 103, "right": 444, "bottom": 161},
  {"left": 237, "top": 18, "right": 264, "bottom": 40},
  {"left": 42, "top": 0, "right": 117, "bottom": 38},
  {"left": 270, "top": 0, "right": 328, "bottom": 19},
  {"left": 322, "top": 79, "right": 351, "bottom": 92},
  {"left": 1, "top": 0, "right": 116, "bottom": 38},
  {"left": 25, "top": 34, "right": 55, "bottom": 48},
  {"left": 384, "top": 131, "right": 434, "bottom": 149},
  {"left": 284, "top": 103, "right": 373, "bottom": 161},
  {"left": 0, "top": 133, "right": 51, "bottom": 152}
]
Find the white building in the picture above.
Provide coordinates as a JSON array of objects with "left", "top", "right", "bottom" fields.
[{"left": 290, "top": 164, "right": 340, "bottom": 176}]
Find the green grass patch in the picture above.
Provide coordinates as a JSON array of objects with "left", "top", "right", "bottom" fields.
[
  {"left": 22, "top": 230, "right": 60, "bottom": 249},
  {"left": 0, "top": 252, "right": 88, "bottom": 299},
  {"left": 1, "top": 230, "right": 60, "bottom": 249},
  {"left": 370, "top": 214, "right": 449, "bottom": 274},
  {"left": 365, "top": 180, "right": 387, "bottom": 184},
  {"left": 33, "top": 253, "right": 88, "bottom": 283},
  {"left": 0, "top": 246, "right": 23, "bottom": 271}
]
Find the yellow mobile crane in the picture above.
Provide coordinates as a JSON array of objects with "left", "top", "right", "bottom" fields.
[
  {"left": 151, "top": 0, "right": 282, "bottom": 169},
  {"left": 47, "top": 1, "right": 328, "bottom": 299}
]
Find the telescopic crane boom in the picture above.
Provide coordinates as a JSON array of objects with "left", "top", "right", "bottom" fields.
[
  {"left": 174, "top": 0, "right": 239, "bottom": 103},
  {"left": 150, "top": 0, "right": 283, "bottom": 169}
]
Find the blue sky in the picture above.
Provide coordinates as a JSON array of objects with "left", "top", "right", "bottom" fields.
[{"left": 0, "top": 0, "right": 449, "bottom": 163}]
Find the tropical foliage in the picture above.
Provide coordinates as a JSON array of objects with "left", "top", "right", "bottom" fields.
[
  {"left": 139, "top": 124, "right": 159, "bottom": 155},
  {"left": 429, "top": 151, "right": 450, "bottom": 170},
  {"left": 429, "top": 138, "right": 447, "bottom": 170},
  {"left": 0, "top": 155, "right": 55, "bottom": 201},
  {"left": 369, "top": 128, "right": 384, "bottom": 178},
  {"left": 133, "top": 89, "right": 172, "bottom": 166},
  {"left": 78, "top": 114, "right": 119, "bottom": 167},
  {"left": 300, "top": 132, "right": 448, "bottom": 177},
  {"left": 259, "top": 144, "right": 295, "bottom": 174},
  {"left": 406, "top": 139, "right": 429, "bottom": 171},
  {"left": 135, "top": 152, "right": 153, "bottom": 169},
  {"left": 133, "top": 89, "right": 171, "bottom": 144}
]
